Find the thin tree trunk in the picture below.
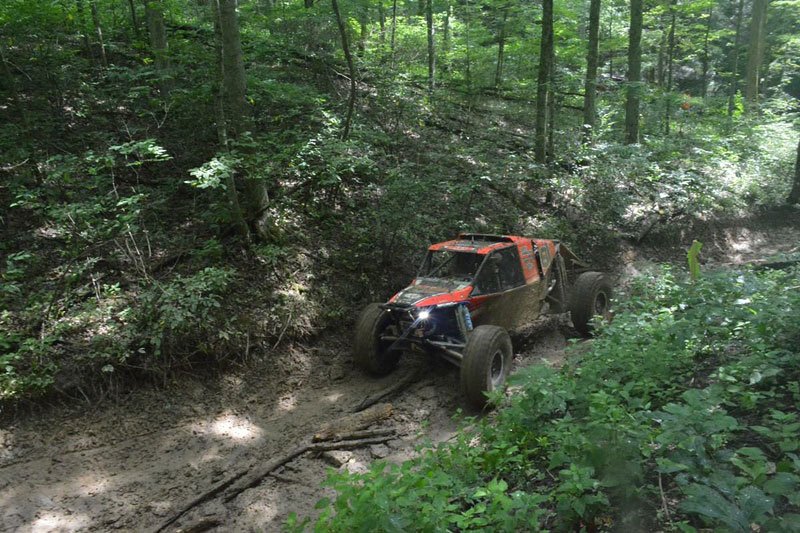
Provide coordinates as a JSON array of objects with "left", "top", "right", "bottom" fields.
[
  {"left": 216, "top": 0, "right": 269, "bottom": 234},
  {"left": 378, "top": 2, "right": 386, "bottom": 45},
  {"left": 332, "top": 0, "right": 357, "bottom": 139},
  {"left": 744, "top": 0, "right": 768, "bottom": 111},
  {"left": 494, "top": 10, "right": 507, "bottom": 88},
  {"left": 443, "top": 3, "right": 451, "bottom": 54},
  {"left": 582, "top": 0, "right": 601, "bottom": 141},
  {"left": 789, "top": 136, "right": 800, "bottom": 204},
  {"left": 217, "top": 0, "right": 249, "bottom": 137},
  {"left": 701, "top": 4, "right": 713, "bottom": 99},
  {"left": 426, "top": 0, "right": 435, "bottom": 94},
  {"left": 75, "top": 0, "right": 92, "bottom": 56},
  {"left": 90, "top": 1, "right": 108, "bottom": 67},
  {"left": 210, "top": 0, "right": 249, "bottom": 241},
  {"left": 547, "top": 85, "right": 556, "bottom": 163},
  {"left": 665, "top": 4, "right": 676, "bottom": 135},
  {"left": 608, "top": 24, "right": 613, "bottom": 78},
  {"left": 357, "top": 12, "right": 367, "bottom": 57},
  {"left": 624, "top": 0, "right": 642, "bottom": 144},
  {"left": 390, "top": 0, "right": 397, "bottom": 62},
  {"left": 465, "top": 0, "right": 473, "bottom": 94},
  {"left": 535, "top": 0, "right": 554, "bottom": 162},
  {"left": 128, "top": 0, "right": 140, "bottom": 36},
  {"left": 656, "top": 23, "right": 667, "bottom": 87},
  {"left": 727, "top": 0, "right": 745, "bottom": 116},
  {"left": 144, "top": 0, "right": 170, "bottom": 92}
]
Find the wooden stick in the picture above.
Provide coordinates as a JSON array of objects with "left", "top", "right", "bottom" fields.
[
  {"left": 153, "top": 469, "right": 250, "bottom": 532},
  {"left": 351, "top": 368, "right": 421, "bottom": 413},
  {"left": 221, "top": 436, "right": 393, "bottom": 503},
  {"left": 155, "top": 415, "right": 396, "bottom": 531},
  {"left": 324, "top": 427, "right": 396, "bottom": 442},
  {"left": 658, "top": 472, "right": 674, "bottom": 527},
  {"left": 315, "top": 403, "right": 393, "bottom": 441}
]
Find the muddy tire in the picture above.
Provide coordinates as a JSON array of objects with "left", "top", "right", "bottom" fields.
[
  {"left": 460, "top": 326, "right": 513, "bottom": 409},
  {"left": 353, "top": 303, "right": 401, "bottom": 376},
  {"left": 570, "top": 272, "right": 613, "bottom": 336}
]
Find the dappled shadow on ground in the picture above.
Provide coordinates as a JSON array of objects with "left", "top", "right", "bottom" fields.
[
  {"left": 0, "top": 315, "right": 571, "bottom": 532},
  {"left": 637, "top": 205, "right": 800, "bottom": 264}
]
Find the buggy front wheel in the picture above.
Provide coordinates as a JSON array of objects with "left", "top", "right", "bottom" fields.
[
  {"left": 460, "top": 326, "right": 513, "bottom": 409},
  {"left": 353, "top": 303, "right": 401, "bottom": 376}
]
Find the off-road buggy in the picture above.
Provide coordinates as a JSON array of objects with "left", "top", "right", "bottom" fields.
[{"left": 354, "top": 234, "right": 612, "bottom": 408}]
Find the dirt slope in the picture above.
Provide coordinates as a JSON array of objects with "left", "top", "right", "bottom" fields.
[{"left": 1, "top": 206, "right": 798, "bottom": 532}]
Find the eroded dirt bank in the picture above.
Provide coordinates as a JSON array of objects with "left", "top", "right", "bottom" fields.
[{"left": 2, "top": 207, "right": 798, "bottom": 532}]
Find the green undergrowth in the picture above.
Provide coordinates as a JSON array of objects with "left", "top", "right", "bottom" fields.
[{"left": 293, "top": 261, "right": 800, "bottom": 532}]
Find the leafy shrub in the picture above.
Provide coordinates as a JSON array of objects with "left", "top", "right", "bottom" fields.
[
  {"left": 135, "top": 267, "right": 236, "bottom": 366},
  {"left": 307, "top": 262, "right": 800, "bottom": 531}
]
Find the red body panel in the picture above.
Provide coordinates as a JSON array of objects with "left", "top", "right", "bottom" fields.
[{"left": 389, "top": 235, "right": 558, "bottom": 317}]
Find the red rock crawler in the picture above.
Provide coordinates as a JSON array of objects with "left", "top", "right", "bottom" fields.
[{"left": 354, "top": 234, "right": 613, "bottom": 408}]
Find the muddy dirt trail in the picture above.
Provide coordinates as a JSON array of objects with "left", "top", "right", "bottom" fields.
[{"left": 2, "top": 207, "right": 798, "bottom": 532}]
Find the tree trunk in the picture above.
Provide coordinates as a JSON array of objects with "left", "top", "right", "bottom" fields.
[
  {"left": 378, "top": 2, "right": 386, "bottom": 45},
  {"left": 214, "top": 0, "right": 269, "bottom": 235},
  {"left": 465, "top": 0, "right": 473, "bottom": 94},
  {"left": 357, "top": 11, "right": 368, "bottom": 57},
  {"left": 216, "top": 0, "right": 250, "bottom": 137},
  {"left": 494, "top": 10, "right": 507, "bottom": 88},
  {"left": 90, "top": 1, "right": 108, "bottom": 67},
  {"left": 789, "top": 136, "right": 800, "bottom": 204},
  {"left": 664, "top": 4, "right": 676, "bottom": 135},
  {"left": 656, "top": 23, "right": 667, "bottom": 87},
  {"left": 582, "top": 0, "right": 601, "bottom": 141},
  {"left": 443, "top": 3, "right": 451, "bottom": 54},
  {"left": 390, "top": 0, "right": 398, "bottom": 56},
  {"left": 210, "top": 0, "right": 249, "bottom": 241},
  {"left": 624, "top": 0, "right": 642, "bottom": 144},
  {"left": 535, "top": 0, "right": 554, "bottom": 163},
  {"left": 332, "top": 0, "right": 357, "bottom": 139},
  {"left": 426, "top": 0, "right": 435, "bottom": 94},
  {"left": 744, "top": 0, "right": 768, "bottom": 111},
  {"left": 128, "top": 0, "right": 140, "bottom": 36},
  {"left": 701, "top": 4, "right": 713, "bottom": 99},
  {"left": 547, "top": 84, "right": 556, "bottom": 163},
  {"left": 727, "top": 0, "right": 745, "bottom": 116},
  {"left": 75, "top": 0, "right": 92, "bottom": 56},
  {"left": 144, "top": 0, "right": 170, "bottom": 92}
]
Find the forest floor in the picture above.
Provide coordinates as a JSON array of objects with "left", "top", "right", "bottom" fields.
[{"left": 1, "top": 206, "right": 798, "bottom": 532}]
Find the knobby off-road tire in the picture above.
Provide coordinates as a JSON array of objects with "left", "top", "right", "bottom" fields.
[
  {"left": 353, "top": 303, "right": 401, "bottom": 376},
  {"left": 569, "top": 271, "right": 613, "bottom": 336},
  {"left": 460, "top": 325, "right": 513, "bottom": 409}
]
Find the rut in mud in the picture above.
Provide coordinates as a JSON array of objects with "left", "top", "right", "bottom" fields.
[{"left": 1, "top": 207, "right": 798, "bottom": 532}]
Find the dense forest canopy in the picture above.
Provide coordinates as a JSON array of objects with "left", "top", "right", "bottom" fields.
[{"left": 1, "top": 0, "right": 800, "bottom": 529}]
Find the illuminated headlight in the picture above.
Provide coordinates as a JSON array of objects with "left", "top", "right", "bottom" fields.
[{"left": 417, "top": 309, "right": 431, "bottom": 320}]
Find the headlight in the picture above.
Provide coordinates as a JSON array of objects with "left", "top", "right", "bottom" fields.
[{"left": 417, "top": 309, "right": 431, "bottom": 320}]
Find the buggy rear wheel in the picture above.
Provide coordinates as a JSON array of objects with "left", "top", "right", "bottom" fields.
[
  {"left": 569, "top": 272, "right": 613, "bottom": 336},
  {"left": 460, "top": 326, "right": 512, "bottom": 409},
  {"left": 353, "top": 303, "right": 401, "bottom": 376}
]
